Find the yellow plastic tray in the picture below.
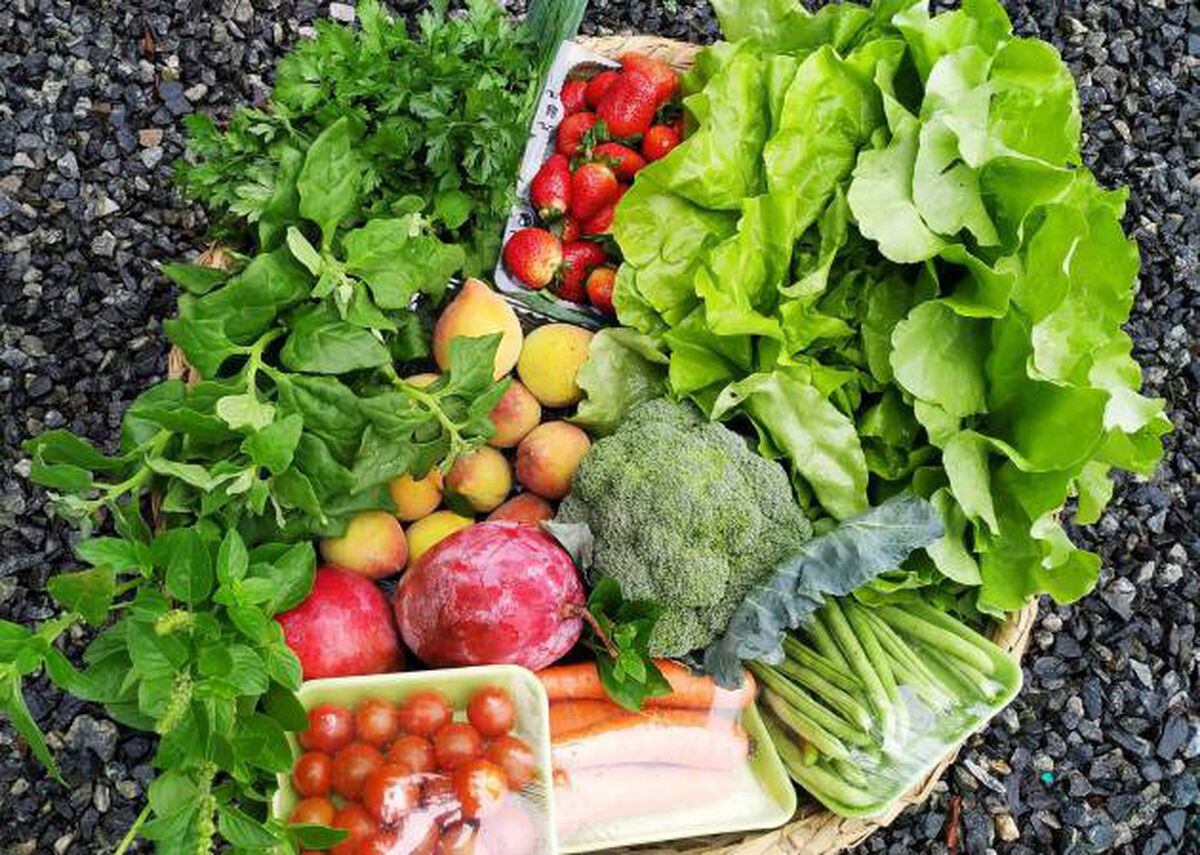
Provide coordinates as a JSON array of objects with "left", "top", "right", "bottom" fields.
[{"left": 271, "top": 665, "right": 557, "bottom": 853}]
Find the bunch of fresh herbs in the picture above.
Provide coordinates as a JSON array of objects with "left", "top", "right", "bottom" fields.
[{"left": 177, "top": 0, "right": 546, "bottom": 273}]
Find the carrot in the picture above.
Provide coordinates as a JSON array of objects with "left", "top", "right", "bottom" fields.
[
  {"left": 548, "top": 699, "right": 625, "bottom": 739},
  {"left": 551, "top": 709, "right": 749, "bottom": 770},
  {"left": 537, "top": 660, "right": 757, "bottom": 710}
]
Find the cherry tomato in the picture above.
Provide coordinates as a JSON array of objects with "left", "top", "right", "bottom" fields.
[
  {"left": 398, "top": 691, "right": 453, "bottom": 736},
  {"left": 484, "top": 735, "right": 536, "bottom": 790},
  {"left": 292, "top": 751, "right": 333, "bottom": 797},
  {"left": 299, "top": 703, "right": 355, "bottom": 754},
  {"left": 439, "top": 821, "right": 480, "bottom": 855},
  {"left": 433, "top": 722, "right": 483, "bottom": 771},
  {"left": 355, "top": 698, "right": 401, "bottom": 747},
  {"left": 290, "top": 795, "right": 336, "bottom": 825},
  {"left": 452, "top": 759, "right": 508, "bottom": 819},
  {"left": 388, "top": 734, "right": 436, "bottom": 773},
  {"left": 466, "top": 687, "right": 515, "bottom": 738},
  {"left": 332, "top": 742, "right": 384, "bottom": 800},
  {"left": 331, "top": 803, "right": 378, "bottom": 855},
  {"left": 362, "top": 762, "right": 422, "bottom": 825}
]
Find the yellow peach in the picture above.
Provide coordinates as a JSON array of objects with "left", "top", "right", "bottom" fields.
[
  {"left": 445, "top": 446, "right": 513, "bottom": 513},
  {"left": 406, "top": 511, "right": 474, "bottom": 567},
  {"left": 516, "top": 421, "right": 591, "bottom": 500},
  {"left": 488, "top": 380, "right": 542, "bottom": 448},
  {"left": 516, "top": 323, "right": 594, "bottom": 407},
  {"left": 433, "top": 279, "right": 523, "bottom": 380},
  {"left": 389, "top": 469, "right": 443, "bottom": 522},
  {"left": 487, "top": 492, "right": 555, "bottom": 524},
  {"left": 320, "top": 510, "right": 408, "bottom": 579}
]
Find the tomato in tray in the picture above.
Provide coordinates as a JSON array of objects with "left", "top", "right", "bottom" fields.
[{"left": 286, "top": 684, "right": 543, "bottom": 854}]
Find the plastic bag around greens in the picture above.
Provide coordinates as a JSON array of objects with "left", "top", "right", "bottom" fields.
[
  {"left": 276, "top": 666, "right": 555, "bottom": 855},
  {"left": 538, "top": 659, "right": 796, "bottom": 852},
  {"left": 753, "top": 595, "right": 1022, "bottom": 818}
]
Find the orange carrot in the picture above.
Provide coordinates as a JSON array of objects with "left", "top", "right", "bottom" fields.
[
  {"left": 537, "top": 660, "right": 757, "bottom": 710},
  {"left": 551, "top": 709, "right": 749, "bottom": 770},
  {"left": 548, "top": 699, "right": 625, "bottom": 739}
]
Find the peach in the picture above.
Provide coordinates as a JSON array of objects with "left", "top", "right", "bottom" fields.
[
  {"left": 487, "top": 492, "right": 555, "bottom": 524},
  {"left": 389, "top": 469, "right": 443, "bottom": 522},
  {"left": 516, "top": 421, "right": 591, "bottom": 500},
  {"left": 445, "top": 446, "right": 513, "bottom": 513},
  {"left": 320, "top": 510, "right": 408, "bottom": 579},
  {"left": 433, "top": 279, "right": 523, "bottom": 380},
  {"left": 487, "top": 381, "right": 542, "bottom": 448},
  {"left": 406, "top": 511, "right": 474, "bottom": 568},
  {"left": 516, "top": 323, "right": 594, "bottom": 407}
]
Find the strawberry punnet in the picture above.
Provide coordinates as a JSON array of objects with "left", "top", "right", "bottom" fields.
[
  {"left": 619, "top": 52, "right": 680, "bottom": 105},
  {"left": 593, "top": 142, "right": 646, "bottom": 182},
  {"left": 584, "top": 70, "right": 621, "bottom": 109},
  {"left": 502, "top": 228, "right": 562, "bottom": 290},
  {"left": 560, "top": 78, "right": 588, "bottom": 115},
  {"left": 530, "top": 154, "right": 571, "bottom": 220},
  {"left": 556, "top": 112, "right": 600, "bottom": 158},
  {"left": 596, "top": 69, "right": 661, "bottom": 139},
  {"left": 569, "top": 162, "right": 619, "bottom": 222},
  {"left": 642, "top": 124, "right": 681, "bottom": 162}
]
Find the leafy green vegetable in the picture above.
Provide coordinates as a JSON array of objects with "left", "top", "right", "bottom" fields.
[
  {"left": 703, "top": 493, "right": 943, "bottom": 686},
  {"left": 556, "top": 399, "right": 813, "bottom": 657},
  {"left": 611, "top": 0, "right": 1167, "bottom": 615},
  {"left": 176, "top": 0, "right": 547, "bottom": 272},
  {"left": 571, "top": 328, "right": 669, "bottom": 436}
]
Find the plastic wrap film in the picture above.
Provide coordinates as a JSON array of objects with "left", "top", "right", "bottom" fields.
[
  {"left": 753, "top": 595, "right": 1022, "bottom": 818},
  {"left": 539, "top": 659, "right": 796, "bottom": 852},
  {"left": 273, "top": 666, "right": 556, "bottom": 855}
]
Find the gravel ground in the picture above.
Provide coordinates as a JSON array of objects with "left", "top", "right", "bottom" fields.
[{"left": 1, "top": 0, "right": 1196, "bottom": 853}]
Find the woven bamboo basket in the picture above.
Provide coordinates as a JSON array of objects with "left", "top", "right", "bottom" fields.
[{"left": 167, "top": 32, "right": 1039, "bottom": 855}]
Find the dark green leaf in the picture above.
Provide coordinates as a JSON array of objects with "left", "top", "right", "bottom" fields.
[
  {"left": 163, "top": 262, "right": 230, "bottom": 296},
  {"left": 218, "top": 803, "right": 279, "bottom": 848},
  {"left": 47, "top": 567, "right": 116, "bottom": 625},
  {"left": 280, "top": 307, "right": 391, "bottom": 374},
  {"left": 241, "top": 414, "right": 305, "bottom": 476},
  {"left": 297, "top": 117, "right": 362, "bottom": 247}
]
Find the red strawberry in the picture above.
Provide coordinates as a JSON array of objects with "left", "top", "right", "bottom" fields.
[
  {"left": 554, "top": 217, "right": 581, "bottom": 243},
  {"left": 584, "top": 70, "right": 621, "bottom": 109},
  {"left": 570, "top": 162, "right": 619, "bottom": 222},
  {"left": 593, "top": 142, "right": 646, "bottom": 182},
  {"left": 560, "top": 78, "right": 588, "bottom": 115},
  {"left": 669, "top": 115, "right": 685, "bottom": 138},
  {"left": 556, "top": 112, "right": 599, "bottom": 157},
  {"left": 503, "top": 228, "right": 562, "bottom": 290},
  {"left": 586, "top": 266, "right": 617, "bottom": 315},
  {"left": 581, "top": 203, "right": 616, "bottom": 236},
  {"left": 556, "top": 240, "right": 608, "bottom": 304},
  {"left": 596, "top": 70, "right": 660, "bottom": 139},
  {"left": 530, "top": 154, "right": 571, "bottom": 221},
  {"left": 642, "top": 125, "right": 681, "bottom": 161},
  {"left": 619, "top": 53, "right": 679, "bottom": 105}
]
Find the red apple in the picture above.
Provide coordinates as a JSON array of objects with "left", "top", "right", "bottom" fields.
[
  {"left": 278, "top": 566, "right": 404, "bottom": 679},
  {"left": 394, "top": 522, "right": 584, "bottom": 670}
]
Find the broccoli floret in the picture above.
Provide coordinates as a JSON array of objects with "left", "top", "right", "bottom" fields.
[{"left": 556, "top": 398, "right": 812, "bottom": 656}]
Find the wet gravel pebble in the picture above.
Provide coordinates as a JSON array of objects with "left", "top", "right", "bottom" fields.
[{"left": 1, "top": 0, "right": 1196, "bottom": 853}]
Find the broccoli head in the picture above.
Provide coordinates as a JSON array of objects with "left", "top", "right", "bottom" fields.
[{"left": 557, "top": 398, "right": 812, "bottom": 656}]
